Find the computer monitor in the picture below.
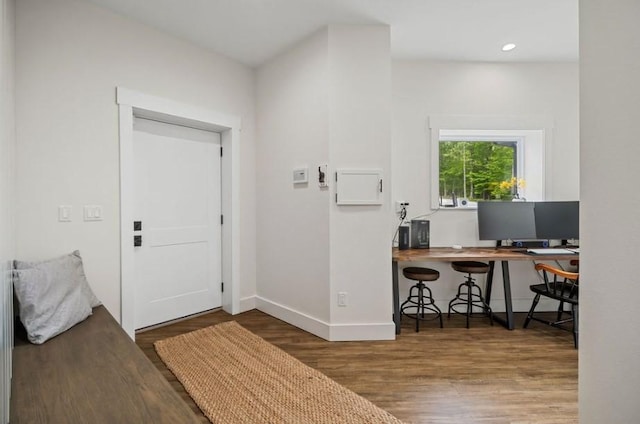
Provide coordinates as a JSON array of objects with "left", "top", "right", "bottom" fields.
[
  {"left": 477, "top": 201, "right": 537, "bottom": 241},
  {"left": 534, "top": 201, "right": 579, "bottom": 240}
]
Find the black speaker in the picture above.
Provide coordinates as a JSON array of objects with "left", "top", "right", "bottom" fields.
[
  {"left": 398, "top": 225, "right": 410, "bottom": 250},
  {"left": 511, "top": 240, "right": 549, "bottom": 248},
  {"left": 410, "top": 219, "right": 430, "bottom": 249}
]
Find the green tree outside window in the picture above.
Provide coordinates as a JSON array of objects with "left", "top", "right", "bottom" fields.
[{"left": 439, "top": 141, "right": 519, "bottom": 204}]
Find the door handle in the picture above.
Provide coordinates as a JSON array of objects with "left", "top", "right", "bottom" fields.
[{"left": 134, "top": 235, "right": 142, "bottom": 247}]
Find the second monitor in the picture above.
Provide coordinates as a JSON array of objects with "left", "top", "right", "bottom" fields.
[{"left": 534, "top": 201, "right": 579, "bottom": 240}]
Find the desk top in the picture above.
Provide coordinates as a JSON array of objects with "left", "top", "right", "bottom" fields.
[{"left": 393, "top": 246, "right": 579, "bottom": 262}]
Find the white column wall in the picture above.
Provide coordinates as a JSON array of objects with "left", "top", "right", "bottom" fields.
[
  {"left": 15, "top": 0, "right": 256, "bottom": 320},
  {"left": 255, "top": 25, "right": 394, "bottom": 340},
  {"left": 579, "top": 0, "right": 640, "bottom": 421},
  {"left": 328, "top": 25, "right": 394, "bottom": 339}
]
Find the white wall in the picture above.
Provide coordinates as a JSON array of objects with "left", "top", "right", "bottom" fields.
[
  {"left": 256, "top": 25, "right": 394, "bottom": 340},
  {"left": 579, "top": 0, "right": 640, "bottom": 421},
  {"left": 256, "top": 29, "right": 331, "bottom": 326},
  {"left": 328, "top": 25, "right": 393, "bottom": 336},
  {"left": 0, "top": 0, "right": 15, "bottom": 421},
  {"left": 392, "top": 60, "right": 579, "bottom": 312},
  {"left": 15, "top": 0, "right": 256, "bottom": 321}
]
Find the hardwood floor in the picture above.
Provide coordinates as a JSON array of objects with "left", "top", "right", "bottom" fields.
[{"left": 136, "top": 310, "right": 578, "bottom": 424}]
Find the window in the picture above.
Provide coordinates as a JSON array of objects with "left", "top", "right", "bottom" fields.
[
  {"left": 428, "top": 115, "right": 550, "bottom": 210},
  {"left": 439, "top": 137, "right": 524, "bottom": 207}
]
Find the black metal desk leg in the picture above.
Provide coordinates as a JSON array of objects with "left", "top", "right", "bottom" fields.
[
  {"left": 501, "top": 260, "right": 514, "bottom": 330},
  {"left": 392, "top": 260, "right": 401, "bottom": 334},
  {"left": 485, "top": 261, "right": 495, "bottom": 309}
]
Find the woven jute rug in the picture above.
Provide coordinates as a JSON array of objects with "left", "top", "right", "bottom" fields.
[{"left": 154, "top": 321, "right": 403, "bottom": 424}]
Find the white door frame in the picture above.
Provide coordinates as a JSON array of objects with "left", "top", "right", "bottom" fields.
[{"left": 117, "top": 87, "right": 241, "bottom": 339}]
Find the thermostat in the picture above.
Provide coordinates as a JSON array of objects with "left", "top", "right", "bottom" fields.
[{"left": 293, "top": 167, "right": 308, "bottom": 184}]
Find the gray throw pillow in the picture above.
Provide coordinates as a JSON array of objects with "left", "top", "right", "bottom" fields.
[
  {"left": 14, "top": 250, "right": 101, "bottom": 308},
  {"left": 13, "top": 267, "right": 92, "bottom": 344}
]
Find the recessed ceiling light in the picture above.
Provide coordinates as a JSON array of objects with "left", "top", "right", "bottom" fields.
[{"left": 502, "top": 43, "right": 516, "bottom": 52}]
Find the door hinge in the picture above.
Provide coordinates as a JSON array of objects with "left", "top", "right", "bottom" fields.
[
  {"left": 221, "top": 214, "right": 224, "bottom": 225},
  {"left": 220, "top": 146, "right": 223, "bottom": 157},
  {"left": 221, "top": 282, "right": 224, "bottom": 292}
]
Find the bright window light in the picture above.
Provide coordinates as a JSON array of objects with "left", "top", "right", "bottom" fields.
[{"left": 502, "top": 43, "right": 516, "bottom": 52}]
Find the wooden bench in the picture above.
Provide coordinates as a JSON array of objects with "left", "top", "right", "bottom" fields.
[{"left": 10, "top": 306, "right": 199, "bottom": 423}]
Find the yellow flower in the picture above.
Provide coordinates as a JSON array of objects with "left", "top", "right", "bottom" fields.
[{"left": 499, "top": 177, "right": 526, "bottom": 190}]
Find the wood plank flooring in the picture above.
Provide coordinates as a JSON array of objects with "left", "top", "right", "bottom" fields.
[{"left": 136, "top": 310, "right": 578, "bottom": 424}]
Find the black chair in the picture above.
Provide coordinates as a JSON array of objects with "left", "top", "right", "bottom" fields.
[
  {"left": 400, "top": 267, "right": 443, "bottom": 331},
  {"left": 448, "top": 261, "right": 493, "bottom": 328},
  {"left": 523, "top": 263, "right": 579, "bottom": 348}
]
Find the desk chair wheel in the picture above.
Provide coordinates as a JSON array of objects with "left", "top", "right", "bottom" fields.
[{"left": 400, "top": 267, "right": 443, "bottom": 331}]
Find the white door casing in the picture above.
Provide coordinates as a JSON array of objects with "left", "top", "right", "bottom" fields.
[
  {"left": 133, "top": 118, "right": 221, "bottom": 329},
  {"left": 117, "top": 87, "right": 241, "bottom": 339}
]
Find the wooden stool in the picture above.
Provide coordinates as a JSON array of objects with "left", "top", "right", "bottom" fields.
[
  {"left": 448, "top": 261, "right": 493, "bottom": 328},
  {"left": 400, "top": 267, "right": 443, "bottom": 331}
]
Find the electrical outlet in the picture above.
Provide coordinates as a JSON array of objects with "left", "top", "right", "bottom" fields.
[
  {"left": 396, "top": 201, "right": 409, "bottom": 213},
  {"left": 338, "top": 292, "right": 348, "bottom": 307}
]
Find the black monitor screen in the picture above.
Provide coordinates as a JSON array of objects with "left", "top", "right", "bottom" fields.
[
  {"left": 477, "top": 201, "right": 537, "bottom": 241},
  {"left": 534, "top": 201, "right": 579, "bottom": 240}
]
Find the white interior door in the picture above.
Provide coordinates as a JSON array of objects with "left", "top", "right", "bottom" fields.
[{"left": 133, "top": 118, "right": 222, "bottom": 329}]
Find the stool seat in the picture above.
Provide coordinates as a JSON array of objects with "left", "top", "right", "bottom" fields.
[
  {"left": 403, "top": 267, "right": 440, "bottom": 282},
  {"left": 451, "top": 261, "right": 490, "bottom": 274}
]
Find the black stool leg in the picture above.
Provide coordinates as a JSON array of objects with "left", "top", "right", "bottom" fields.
[
  {"left": 423, "top": 285, "right": 443, "bottom": 328},
  {"left": 465, "top": 275, "right": 472, "bottom": 329},
  {"left": 474, "top": 282, "right": 493, "bottom": 326},
  {"left": 416, "top": 282, "right": 423, "bottom": 332},
  {"left": 401, "top": 280, "right": 442, "bottom": 332}
]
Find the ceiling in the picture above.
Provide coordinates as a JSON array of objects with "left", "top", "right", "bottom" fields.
[{"left": 83, "top": 0, "right": 578, "bottom": 67}]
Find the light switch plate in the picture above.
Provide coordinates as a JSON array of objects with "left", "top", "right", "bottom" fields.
[
  {"left": 58, "top": 205, "right": 72, "bottom": 222},
  {"left": 83, "top": 205, "right": 103, "bottom": 221},
  {"left": 318, "top": 163, "right": 329, "bottom": 187},
  {"left": 318, "top": 164, "right": 328, "bottom": 187}
]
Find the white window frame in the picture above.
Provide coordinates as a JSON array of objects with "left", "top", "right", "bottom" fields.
[{"left": 429, "top": 115, "right": 551, "bottom": 210}]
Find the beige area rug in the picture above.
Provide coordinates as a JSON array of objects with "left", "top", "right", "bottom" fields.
[{"left": 154, "top": 321, "right": 403, "bottom": 424}]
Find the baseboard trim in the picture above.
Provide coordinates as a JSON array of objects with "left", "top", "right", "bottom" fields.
[
  {"left": 255, "top": 296, "right": 395, "bottom": 341},
  {"left": 238, "top": 296, "right": 256, "bottom": 313},
  {"left": 255, "top": 296, "right": 330, "bottom": 339},
  {"left": 329, "top": 322, "right": 396, "bottom": 341}
]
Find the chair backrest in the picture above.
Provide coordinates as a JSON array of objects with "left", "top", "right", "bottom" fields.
[{"left": 534, "top": 263, "right": 579, "bottom": 300}]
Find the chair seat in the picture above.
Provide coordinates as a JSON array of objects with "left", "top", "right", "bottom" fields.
[
  {"left": 451, "top": 261, "right": 489, "bottom": 274},
  {"left": 529, "top": 283, "right": 578, "bottom": 304},
  {"left": 403, "top": 267, "right": 439, "bottom": 281}
]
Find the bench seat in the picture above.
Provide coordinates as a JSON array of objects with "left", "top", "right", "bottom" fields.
[{"left": 10, "top": 305, "right": 199, "bottom": 423}]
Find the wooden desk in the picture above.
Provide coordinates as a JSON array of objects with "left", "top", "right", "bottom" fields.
[{"left": 392, "top": 247, "right": 579, "bottom": 333}]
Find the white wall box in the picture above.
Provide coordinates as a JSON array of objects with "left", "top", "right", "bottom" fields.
[{"left": 335, "top": 168, "right": 383, "bottom": 205}]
